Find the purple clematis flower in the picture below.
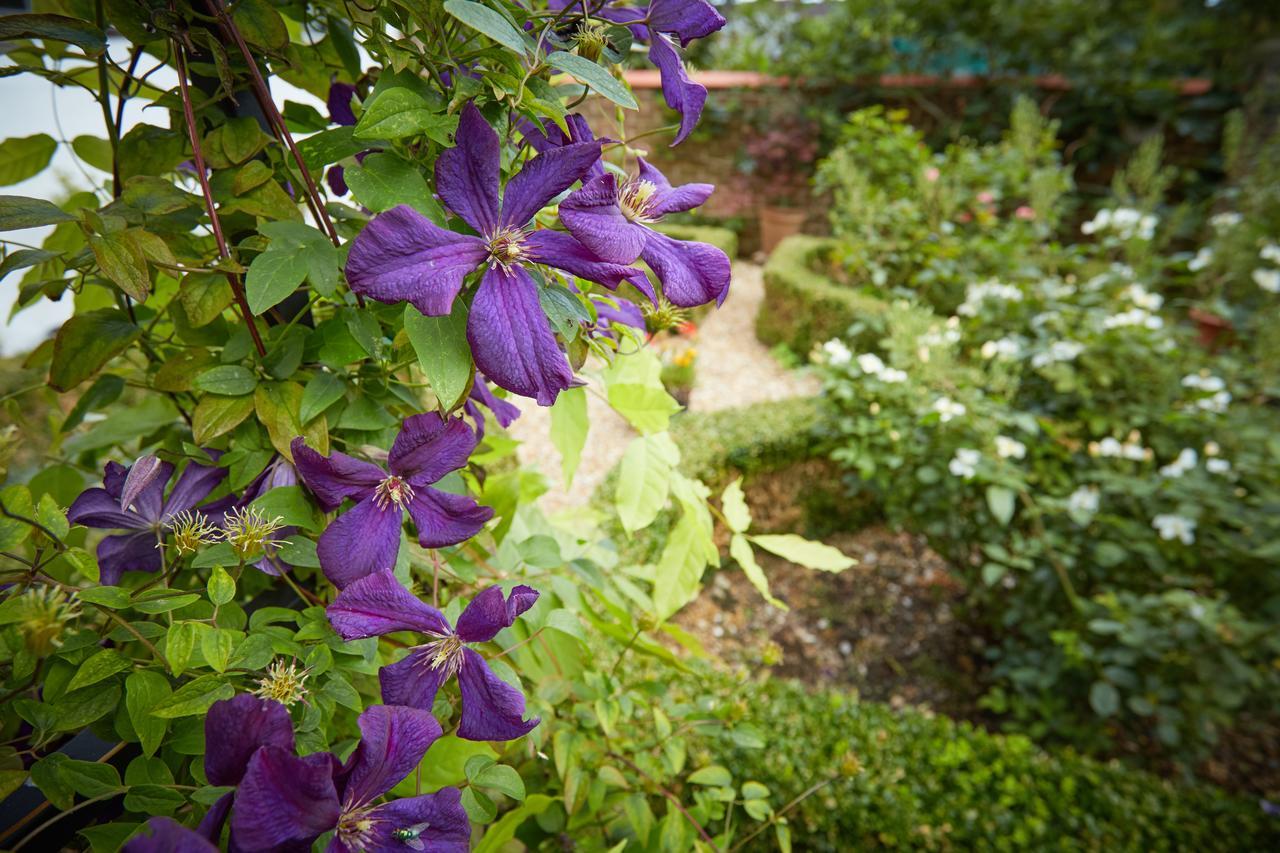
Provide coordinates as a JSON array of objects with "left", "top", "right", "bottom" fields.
[
  {"left": 345, "top": 102, "right": 651, "bottom": 405},
  {"left": 464, "top": 372, "right": 521, "bottom": 440},
  {"left": 561, "top": 158, "right": 730, "bottom": 307},
  {"left": 550, "top": 0, "right": 726, "bottom": 144},
  {"left": 123, "top": 818, "right": 217, "bottom": 853},
  {"left": 328, "top": 570, "right": 540, "bottom": 742},
  {"left": 229, "top": 703, "right": 469, "bottom": 853},
  {"left": 291, "top": 413, "right": 492, "bottom": 589},
  {"left": 67, "top": 456, "right": 226, "bottom": 585}
]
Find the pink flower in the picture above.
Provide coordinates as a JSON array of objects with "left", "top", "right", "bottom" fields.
[
  {"left": 977, "top": 191, "right": 995, "bottom": 204},
  {"left": 924, "top": 167, "right": 940, "bottom": 183},
  {"left": 1015, "top": 206, "right": 1036, "bottom": 220},
  {"left": 958, "top": 212, "right": 973, "bottom": 223}
]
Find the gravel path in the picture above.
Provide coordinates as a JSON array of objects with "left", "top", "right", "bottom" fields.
[{"left": 508, "top": 261, "right": 819, "bottom": 511}]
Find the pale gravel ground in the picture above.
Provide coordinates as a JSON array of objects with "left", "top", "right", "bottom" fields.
[{"left": 508, "top": 262, "right": 820, "bottom": 512}]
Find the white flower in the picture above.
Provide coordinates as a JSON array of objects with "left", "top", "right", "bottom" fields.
[
  {"left": 958, "top": 280, "right": 1023, "bottom": 316},
  {"left": 1097, "top": 437, "right": 1124, "bottom": 458},
  {"left": 949, "top": 448, "right": 981, "bottom": 479},
  {"left": 1085, "top": 207, "right": 1156, "bottom": 240},
  {"left": 1187, "top": 247, "right": 1214, "bottom": 272},
  {"left": 1031, "top": 339, "right": 1084, "bottom": 368},
  {"left": 1209, "top": 211, "right": 1242, "bottom": 231},
  {"left": 1152, "top": 514, "right": 1196, "bottom": 545},
  {"left": 879, "top": 367, "right": 908, "bottom": 383},
  {"left": 1197, "top": 390, "right": 1232, "bottom": 413},
  {"left": 1206, "top": 458, "right": 1232, "bottom": 474},
  {"left": 1203, "top": 440, "right": 1220, "bottom": 456},
  {"left": 1103, "top": 308, "right": 1161, "bottom": 330},
  {"left": 1121, "top": 441, "right": 1149, "bottom": 461},
  {"left": 857, "top": 353, "right": 886, "bottom": 375},
  {"left": 1252, "top": 269, "right": 1280, "bottom": 294},
  {"left": 1159, "top": 447, "right": 1198, "bottom": 478},
  {"left": 1081, "top": 208, "right": 1111, "bottom": 235},
  {"left": 932, "top": 397, "right": 966, "bottom": 422},
  {"left": 822, "top": 338, "right": 852, "bottom": 365},
  {"left": 1182, "top": 373, "right": 1225, "bottom": 392},
  {"left": 1123, "top": 284, "right": 1164, "bottom": 311},
  {"left": 995, "top": 435, "right": 1027, "bottom": 460},
  {"left": 1067, "top": 486, "right": 1100, "bottom": 520},
  {"left": 1261, "top": 243, "right": 1280, "bottom": 264},
  {"left": 981, "top": 337, "right": 1023, "bottom": 360}
]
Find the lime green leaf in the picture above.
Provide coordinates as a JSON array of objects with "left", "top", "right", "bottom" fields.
[
  {"left": 165, "top": 621, "right": 197, "bottom": 676},
  {"left": 125, "top": 671, "right": 171, "bottom": 756},
  {"left": 354, "top": 88, "right": 456, "bottom": 144},
  {"left": 194, "top": 365, "right": 258, "bottom": 396},
  {"left": 88, "top": 231, "right": 150, "bottom": 300},
  {"left": 687, "top": 765, "right": 732, "bottom": 787},
  {"left": 192, "top": 394, "right": 256, "bottom": 444},
  {"left": 615, "top": 433, "right": 679, "bottom": 533},
  {"left": 250, "top": 485, "right": 317, "bottom": 530},
  {"left": 747, "top": 534, "right": 856, "bottom": 572},
  {"left": 150, "top": 675, "right": 234, "bottom": 718},
  {"left": 986, "top": 485, "right": 1017, "bottom": 526},
  {"left": 473, "top": 764, "right": 526, "bottom": 801},
  {"left": 207, "top": 566, "right": 236, "bottom": 606},
  {"left": 77, "top": 586, "right": 131, "bottom": 608},
  {"left": 405, "top": 302, "right": 473, "bottom": 411},
  {"left": 67, "top": 649, "right": 131, "bottom": 692},
  {"left": 233, "top": 0, "right": 289, "bottom": 52},
  {"left": 72, "top": 135, "right": 113, "bottom": 172},
  {"left": 652, "top": 510, "right": 712, "bottom": 620},
  {"left": 48, "top": 308, "right": 140, "bottom": 392},
  {"left": 549, "top": 386, "right": 587, "bottom": 487},
  {"left": 546, "top": 51, "right": 638, "bottom": 109},
  {"left": 0, "top": 134, "right": 57, "bottom": 185},
  {"left": 345, "top": 152, "right": 445, "bottom": 223},
  {"left": 246, "top": 247, "right": 307, "bottom": 315},
  {"left": 297, "top": 126, "right": 362, "bottom": 170},
  {"left": 201, "top": 628, "right": 236, "bottom": 673},
  {"left": 444, "top": 0, "right": 529, "bottom": 55},
  {"left": 730, "top": 534, "right": 787, "bottom": 610},
  {"left": 720, "top": 478, "right": 751, "bottom": 534}
]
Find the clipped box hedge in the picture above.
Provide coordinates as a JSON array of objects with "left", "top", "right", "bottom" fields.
[
  {"left": 715, "top": 678, "right": 1278, "bottom": 852},
  {"left": 758, "top": 235, "right": 889, "bottom": 357}
]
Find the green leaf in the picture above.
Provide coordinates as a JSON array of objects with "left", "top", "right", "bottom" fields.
[
  {"left": 687, "top": 765, "right": 732, "bottom": 787},
  {"left": 300, "top": 372, "right": 346, "bottom": 423},
  {"left": 615, "top": 433, "right": 679, "bottom": 533},
  {"left": 405, "top": 302, "right": 473, "bottom": 411},
  {"left": 730, "top": 534, "right": 787, "bottom": 610},
  {"left": 124, "top": 785, "right": 185, "bottom": 815},
  {"left": 192, "top": 394, "right": 256, "bottom": 444},
  {"left": 229, "top": 634, "right": 276, "bottom": 671},
  {"left": 133, "top": 593, "right": 200, "bottom": 614},
  {"left": 194, "top": 365, "right": 258, "bottom": 396},
  {"left": 652, "top": 511, "right": 711, "bottom": 620},
  {"left": 748, "top": 534, "right": 856, "bottom": 572},
  {"left": 58, "top": 759, "right": 122, "bottom": 798},
  {"left": 607, "top": 383, "right": 680, "bottom": 434},
  {"left": 1089, "top": 681, "right": 1120, "bottom": 717},
  {"left": 0, "top": 14, "right": 107, "bottom": 54},
  {"left": 462, "top": 786, "right": 497, "bottom": 823},
  {"left": 62, "top": 374, "right": 125, "bottom": 432},
  {"left": 0, "top": 134, "right": 56, "bottom": 185},
  {"left": 444, "top": 0, "right": 529, "bottom": 55},
  {"left": 36, "top": 493, "right": 70, "bottom": 541},
  {"left": 30, "top": 755, "right": 75, "bottom": 809},
  {"left": 986, "top": 485, "right": 1017, "bottom": 526},
  {"left": 473, "top": 764, "right": 526, "bottom": 801},
  {"left": 472, "top": 795, "right": 554, "bottom": 853},
  {"left": 77, "top": 586, "right": 132, "bottom": 608},
  {"left": 0, "top": 194, "right": 75, "bottom": 230},
  {"left": 354, "top": 88, "right": 456, "bottom": 144},
  {"left": 125, "top": 671, "right": 171, "bottom": 757},
  {"left": 297, "top": 126, "right": 362, "bottom": 170},
  {"left": 546, "top": 51, "right": 638, "bottom": 109},
  {"left": 720, "top": 478, "right": 752, "bottom": 534},
  {"left": 0, "top": 247, "right": 58, "bottom": 282},
  {"left": 150, "top": 675, "right": 235, "bottom": 718},
  {"left": 207, "top": 566, "right": 236, "bottom": 606},
  {"left": 67, "top": 649, "right": 131, "bottom": 692},
  {"left": 250, "top": 485, "right": 317, "bottom": 530},
  {"left": 257, "top": 380, "right": 328, "bottom": 459},
  {"left": 165, "top": 622, "right": 197, "bottom": 676},
  {"left": 89, "top": 231, "right": 150, "bottom": 300},
  {"left": 278, "top": 535, "right": 320, "bottom": 568},
  {"left": 233, "top": 0, "right": 289, "bottom": 52},
  {"left": 345, "top": 152, "right": 444, "bottom": 223},
  {"left": 246, "top": 248, "right": 308, "bottom": 315},
  {"left": 201, "top": 628, "right": 236, "bottom": 673},
  {"left": 72, "top": 135, "right": 113, "bottom": 172},
  {"left": 549, "top": 387, "right": 587, "bottom": 487},
  {"left": 49, "top": 309, "right": 141, "bottom": 391}
]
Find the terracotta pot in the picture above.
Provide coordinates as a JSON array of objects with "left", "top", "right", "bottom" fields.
[
  {"left": 1188, "top": 306, "right": 1233, "bottom": 350},
  {"left": 758, "top": 205, "right": 807, "bottom": 254}
]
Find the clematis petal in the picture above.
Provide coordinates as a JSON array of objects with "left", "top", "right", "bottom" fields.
[
  {"left": 379, "top": 648, "right": 451, "bottom": 711},
  {"left": 469, "top": 373, "right": 521, "bottom": 428},
  {"left": 406, "top": 486, "right": 493, "bottom": 549},
  {"left": 641, "top": 229, "right": 731, "bottom": 307},
  {"left": 358, "top": 788, "right": 471, "bottom": 853},
  {"left": 436, "top": 103, "right": 501, "bottom": 233},
  {"left": 388, "top": 412, "right": 478, "bottom": 488},
  {"left": 467, "top": 265, "right": 574, "bottom": 406},
  {"left": 317, "top": 498, "right": 405, "bottom": 590},
  {"left": 648, "top": 34, "right": 708, "bottom": 146},
  {"left": 289, "top": 438, "right": 384, "bottom": 511},
  {"left": 231, "top": 747, "right": 341, "bottom": 853},
  {"left": 204, "top": 695, "right": 296, "bottom": 787},
  {"left": 162, "top": 460, "right": 228, "bottom": 518},
  {"left": 648, "top": 0, "right": 727, "bottom": 46},
  {"left": 457, "top": 648, "right": 540, "bottom": 741},
  {"left": 336, "top": 704, "right": 443, "bottom": 809},
  {"left": 637, "top": 158, "right": 714, "bottom": 216},
  {"left": 328, "top": 82, "right": 358, "bottom": 126},
  {"left": 525, "top": 229, "right": 656, "bottom": 303},
  {"left": 102, "top": 461, "right": 129, "bottom": 500},
  {"left": 559, "top": 174, "right": 649, "bottom": 265},
  {"left": 455, "top": 584, "right": 539, "bottom": 643},
  {"left": 345, "top": 205, "right": 487, "bottom": 317},
  {"left": 67, "top": 487, "right": 149, "bottom": 531},
  {"left": 326, "top": 164, "right": 349, "bottom": 196},
  {"left": 97, "top": 531, "right": 162, "bottom": 586},
  {"left": 119, "top": 455, "right": 164, "bottom": 515},
  {"left": 327, "top": 568, "right": 452, "bottom": 639},
  {"left": 123, "top": 817, "right": 218, "bottom": 853},
  {"left": 522, "top": 115, "right": 605, "bottom": 178},
  {"left": 593, "top": 295, "right": 646, "bottom": 331},
  {"left": 500, "top": 141, "right": 603, "bottom": 229}
]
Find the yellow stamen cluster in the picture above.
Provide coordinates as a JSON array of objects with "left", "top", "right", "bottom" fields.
[
  {"left": 373, "top": 475, "right": 416, "bottom": 510},
  {"left": 419, "top": 633, "right": 466, "bottom": 679},
  {"left": 221, "top": 506, "right": 285, "bottom": 560},
  {"left": 165, "top": 510, "right": 221, "bottom": 555},
  {"left": 641, "top": 296, "right": 689, "bottom": 333},
  {"left": 486, "top": 228, "right": 529, "bottom": 272},
  {"left": 575, "top": 20, "right": 612, "bottom": 62},
  {"left": 15, "top": 588, "right": 80, "bottom": 657},
  {"left": 253, "top": 658, "right": 310, "bottom": 707},
  {"left": 618, "top": 179, "right": 659, "bottom": 224}
]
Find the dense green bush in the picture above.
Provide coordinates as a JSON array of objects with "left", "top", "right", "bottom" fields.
[
  {"left": 710, "top": 677, "right": 1279, "bottom": 852},
  {"left": 758, "top": 236, "right": 889, "bottom": 356}
]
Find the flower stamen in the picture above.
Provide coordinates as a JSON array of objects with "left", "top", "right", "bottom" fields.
[
  {"left": 220, "top": 506, "right": 285, "bottom": 559},
  {"left": 485, "top": 228, "right": 528, "bottom": 272},
  {"left": 419, "top": 633, "right": 465, "bottom": 679},
  {"left": 253, "top": 658, "right": 311, "bottom": 707},
  {"left": 164, "top": 510, "right": 220, "bottom": 555},
  {"left": 618, "top": 179, "right": 659, "bottom": 224},
  {"left": 373, "top": 475, "right": 416, "bottom": 510}
]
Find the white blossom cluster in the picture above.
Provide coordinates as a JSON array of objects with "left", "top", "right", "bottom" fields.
[
  {"left": 1159, "top": 448, "right": 1198, "bottom": 478},
  {"left": 981, "top": 337, "right": 1024, "bottom": 360},
  {"left": 1152, "top": 513, "right": 1196, "bottom": 545},
  {"left": 932, "top": 396, "right": 966, "bottom": 422},
  {"left": 1030, "top": 339, "right": 1084, "bottom": 367},
  {"left": 948, "top": 447, "right": 981, "bottom": 478},
  {"left": 1182, "top": 373, "right": 1231, "bottom": 413},
  {"left": 1254, "top": 243, "right": 1280, "bottom": 293},
  {"left": 957, "top": 279, "right": 1024, "bottom": 316},
  {"left": 1090, "top": 434, "right": 1152, "bottom": 462},
  {"left": 1082, "top": 207, "right": 1157, "bottom": 241},
  {"left": 995, "top": 435, "right": 1027, "bottom": 459}
]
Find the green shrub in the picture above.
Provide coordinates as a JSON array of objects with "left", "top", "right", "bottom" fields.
[
  {"left": 711, "top": 678, "right": 1278, "bottom": 852},
  {"left": 758, "top": 236, "right": 889, "bottom": 357}
]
